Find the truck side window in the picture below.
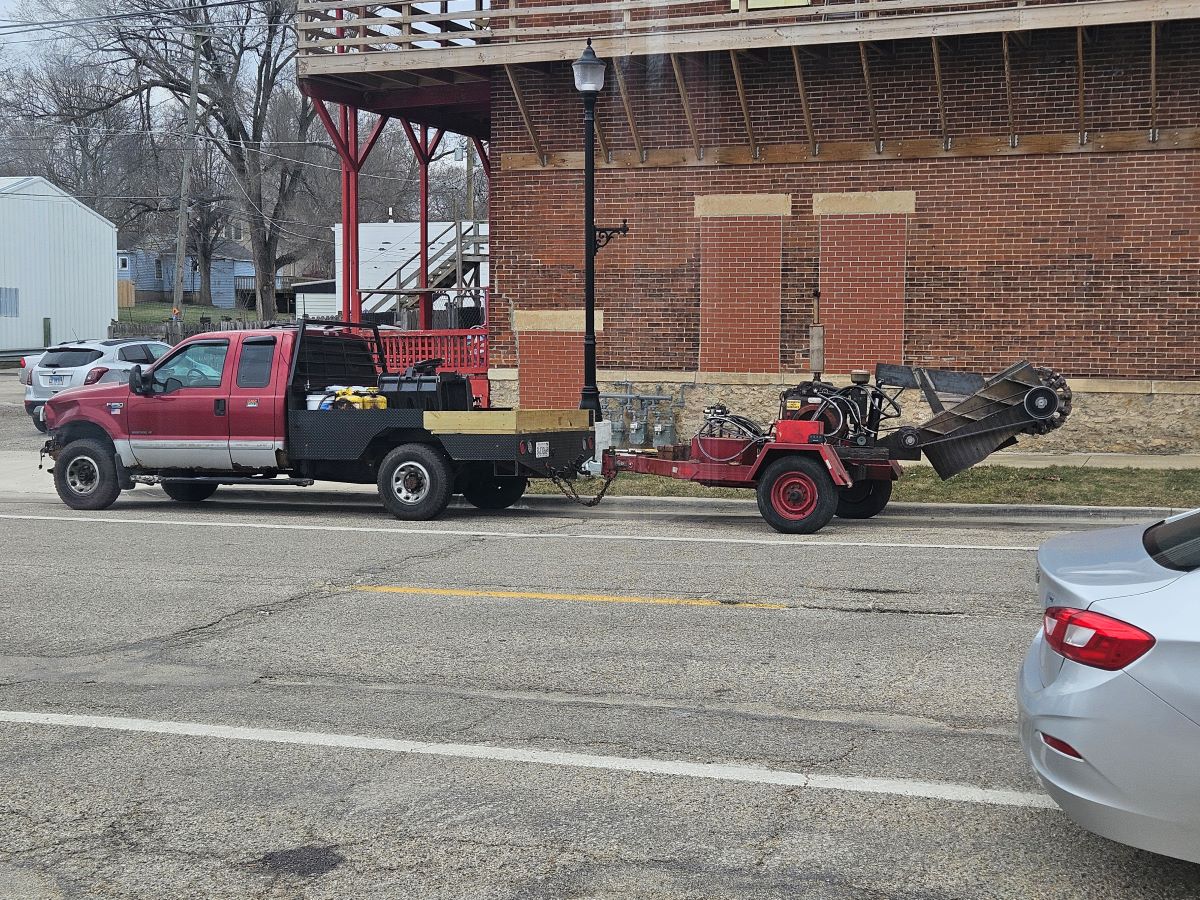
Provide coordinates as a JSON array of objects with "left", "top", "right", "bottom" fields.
[
  {"left": 237, "top": 339, "right": 276, "bottom": 389},
  {"left": 151, "top": 341, "right": 230, "bottom": 393}
]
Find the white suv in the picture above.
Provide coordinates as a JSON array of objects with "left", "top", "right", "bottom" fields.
[{"left": 24, "top": 338, "right": 170, "bottom": 432}]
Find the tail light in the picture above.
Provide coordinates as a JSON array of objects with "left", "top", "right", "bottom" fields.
[
  {"left": 84, "top": 367, "right": 109, "bottom": 385},
  {"left": 19, "top": 357, "right": 26, "bottom": 369},
  {"left": 1040, "top": 732, "right": 1083, "bottom": 759},
  {"left": 1043, "top": 606, "right": 1155, "bottom": 671}
]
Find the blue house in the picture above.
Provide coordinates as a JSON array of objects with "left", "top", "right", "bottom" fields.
[{"left": 117, "top": 247, "right": 258, "bottom": 309}]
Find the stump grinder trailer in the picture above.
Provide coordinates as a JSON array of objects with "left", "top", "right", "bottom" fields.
[{"left": 40, "top": 318, "right": 1070, "bottom": 533}]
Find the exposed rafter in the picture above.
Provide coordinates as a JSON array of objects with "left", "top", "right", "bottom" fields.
[
  {"left": 671, "top": 54, "right": 703, "bottom": 161},
  {"left": 931, "top": 37, "right": 950, "bottom": 151},
  {"left": 729, "top": 50, "right": 760, "bottom": 159},
  {"left": 1076, "top": 26, "right": 1088, "bottom": 144},
  {"left": 504, "top": 64, "right": 546, "bottom": 166},
  {"left": 1002, "top": 32, "right": 1018, "bottom": 148},
  {"left": 859, "top": 42, "right": 882, "bottom": 154},
  {"left": 790, "top": 46, "right": 817, "bottom": 157},
  {"left": 595, "top": 111, "right": 612, "bottom": 164},
  {"left": 613, "top": 62, "right": 646, "bottom": 163}
]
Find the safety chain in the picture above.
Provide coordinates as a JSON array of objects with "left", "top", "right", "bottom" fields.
[{"left": 546, "top": 454, "right": 619, "bottom": 508}]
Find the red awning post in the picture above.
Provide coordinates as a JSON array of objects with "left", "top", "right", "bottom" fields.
[{"left": 400, "top": 119, "right": 445, "bottom": 330}]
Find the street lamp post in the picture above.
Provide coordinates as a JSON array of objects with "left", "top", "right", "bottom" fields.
[{"left": 573, "top": 40, "right": 627, "bottom": 422}]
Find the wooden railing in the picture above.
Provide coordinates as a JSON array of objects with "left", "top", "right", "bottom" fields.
[{"left": 297, "top": 0, "right": 1097, "bottom": 61}]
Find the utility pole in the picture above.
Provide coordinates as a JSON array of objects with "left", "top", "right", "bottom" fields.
[
  {"left": 465, "top": 140, "right": 475, "bottom": 223},
  {"left": 172, "top": 31, "right": 202, "bottom": 311}
]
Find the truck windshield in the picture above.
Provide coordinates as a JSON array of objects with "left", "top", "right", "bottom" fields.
[{"left": 1144, "top": 510, "right": 1200, "bottom": 571}]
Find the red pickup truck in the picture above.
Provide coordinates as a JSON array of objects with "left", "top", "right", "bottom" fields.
[{"left": 41, "top": 322, "right": 595, "bottom": 519}]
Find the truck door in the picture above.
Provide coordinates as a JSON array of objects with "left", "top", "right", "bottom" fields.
[
  {"left": 126, "top": 338, "right": 233, "bottom": 469},
  {"left": 227, "top": 335, "right": 282, "bottom": 467}
]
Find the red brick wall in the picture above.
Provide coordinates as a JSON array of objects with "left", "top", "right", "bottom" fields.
[
  {"left": 818, "top": 215, "right": 906, "bottom": 372},
  {"left": 699, "top": 216, "right": 782, "bottom": 372},
  {"left": 489, "top": 23, "right": 1200, "bottom": 380},
  {"left": 517, "top": 331, "right": 582, "bottom": 408}
]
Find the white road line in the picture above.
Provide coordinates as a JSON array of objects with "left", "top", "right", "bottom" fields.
[
  {"left": 0, "top": 513, "right": 1038, "bottom": 552},
  {"left": 0, "top": 710, "right": 1056, "bottom": 810}
]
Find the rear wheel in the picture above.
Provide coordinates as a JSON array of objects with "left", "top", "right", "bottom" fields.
[
  {"left": 53, "top": 439, "right": 121, "bottom": 511},
  {"left": 460, "top": 467, "right": 528, "bottom": 510},
  {"left": 756, "top": 455, "right": 837, "bottom": 534},
  {"left": 377, "top": 443, "right": 453, "bottom": 521},
  {"left": 836, "top": 478, "right": 893, "bottom": 520},
  {"left": 161, "top": 482, "right": 219, "bottom": 503}
]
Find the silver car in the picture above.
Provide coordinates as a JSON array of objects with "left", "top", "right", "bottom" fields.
[
  {"left": 1018, "top": 511, "right": 1200, "bottom": 864},
  {"left": 24, "top": 339, "right": 170, "bottom": 432}
]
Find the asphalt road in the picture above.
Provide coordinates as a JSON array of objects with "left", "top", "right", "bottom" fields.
[{"left": 1, "top": 377, "right": 1197, "bottom": 899}]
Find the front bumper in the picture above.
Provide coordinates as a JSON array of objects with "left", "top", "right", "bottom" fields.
[{"left": 1018, "top": 635, "right": 1200, "bottom": 863}]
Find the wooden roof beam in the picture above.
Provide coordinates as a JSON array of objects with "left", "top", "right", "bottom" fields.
[
  {"left": 671, "top": 53, "right": 703, "bottom": 161},
  {"left": 504, "top": 65, "right": 546, "bottom": 166},
  {"left": 1002, "top": 32, "right": 1018, "bottom": 148},
  {"left": 790, "top": 46, "right": 817, "bottom": 157},
  {"left": 729, "top": 50, "right": 760, "bottom": 159},
  {"left": 931, "top": 36, "right": 950, "bottom": 151},
  {"left": 859, "top": 42, "right": 882, "bottom": 154},
  {"left": 1149, "top": 22, "right": 1159, "bottom": 143},
  {"left": 613, "top": 62, "right": 646, "bottom": 163}
]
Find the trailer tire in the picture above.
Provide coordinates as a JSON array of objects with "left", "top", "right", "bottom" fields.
[
  {"left": 53, "top": 439, "right": 121, "bottom": 511},
  {"left": 756, "top": 455, "right": 837, "bottom": 534},
  {"left": 161, "top": 482, "right": 219, "bottom": 503},
  {"left": 836, "top": 478, "right": 893, "bottom": 520},
  {"left": 378, "top": 443, "right": 453, "bottom": 521},
  {"left": 460, "top": 469, "right": 528, "bottom": 511}
]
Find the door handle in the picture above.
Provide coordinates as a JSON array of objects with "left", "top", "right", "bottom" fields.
[{"left": 214, "top": 398, "right": 226, "bottom": 416}]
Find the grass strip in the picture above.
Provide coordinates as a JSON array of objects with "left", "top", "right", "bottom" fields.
[{"left": 529, "top": 465, "right": 1200, "bottom": 508}]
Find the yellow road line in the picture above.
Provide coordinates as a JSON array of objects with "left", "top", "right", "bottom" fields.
[{"left": 344, "top": 585, "right": 787, "bottom": 610}]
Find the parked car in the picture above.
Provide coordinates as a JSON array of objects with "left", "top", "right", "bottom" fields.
[
  {"left": 1018, "top": 512, "right": 1200, "bottom": 864},
  {"left": 18, "top": 352, "right": 44, "bottom": 387},
  {"left": 24, "top": 339, "right": 170, "bottom": 432}
]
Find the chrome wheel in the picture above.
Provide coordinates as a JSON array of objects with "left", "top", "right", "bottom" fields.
[
  {"left": 391, "top": 461, "right": 431, "bottom": 505},
  {"left": 65, "top": 455, "right": 100, "bottom": 496}
]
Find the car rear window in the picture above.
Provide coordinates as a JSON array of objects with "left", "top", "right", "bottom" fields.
[
  {"left": 40, "top": 348, "right": 103, "bottom": 368},
  {"left": 1144, "top": 511, "right": 1200, "bottom": 571}
]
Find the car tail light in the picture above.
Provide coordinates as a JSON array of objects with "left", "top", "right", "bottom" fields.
[
  {"left": 1039, "top": 732, "right": 1083, "bottom": 759},
  {"left": 1043, "top": 606, "right": 1155, "bottom": 671},
  {"left": 84, "top": 367, "right": 109, "bottom": 385}
]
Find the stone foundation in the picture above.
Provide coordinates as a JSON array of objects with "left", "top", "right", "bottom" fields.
[{"left": 488, "top": 371, "right": 1200, "bottom": 455}]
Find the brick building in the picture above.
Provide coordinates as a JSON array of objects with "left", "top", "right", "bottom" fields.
[{"left": 299, "top": 2, "right": 1200, "bottom": 451}]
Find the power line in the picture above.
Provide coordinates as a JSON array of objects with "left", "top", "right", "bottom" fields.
[{"left": 0, "top": 0, "right": 274, "bottom": 36}]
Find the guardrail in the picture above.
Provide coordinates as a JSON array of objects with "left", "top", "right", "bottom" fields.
[{"left": 297, "top": 0, "right": 1093, "bottom": 60}]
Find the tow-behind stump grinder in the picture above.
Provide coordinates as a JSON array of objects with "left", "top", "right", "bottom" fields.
[{"left": 601, "top": 361, "right": 1072, "bottom": 534}]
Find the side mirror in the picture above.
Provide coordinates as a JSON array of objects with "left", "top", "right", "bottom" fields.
[{"left": 129, "top": 365, "right": 145, "bottom": 394}]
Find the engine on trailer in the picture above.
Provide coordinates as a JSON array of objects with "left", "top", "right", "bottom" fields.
[{"left": 778, "top": 370, "right": 911, "bottom": 450}]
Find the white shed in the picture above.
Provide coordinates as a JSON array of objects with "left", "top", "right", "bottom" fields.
[{"left": 0, "top": 176, "right": 118, "bottom": 354}]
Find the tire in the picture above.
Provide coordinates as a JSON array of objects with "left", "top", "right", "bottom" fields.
[
  {"left": 30, "top": 413, "right": 47, "bottom": 434},
  {"left": 756, "top": 455, "right": 837, "bottom": 535},
  {"left": 377, "top": 443, "right": 453, "bottom": 521},
  {"left": 53, "top": 439, "right": 121, "bottom": 511},
  {"left": 161, "top": 482, "right": 219, "bottom": 503},
  {"left": 836, "top": 478, "right": 894, "bottom": 520},
  {"left": 460, "top": 467, "right": 528, "bottom": 510}
]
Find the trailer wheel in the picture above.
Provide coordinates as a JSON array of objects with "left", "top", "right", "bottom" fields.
[
  {"left": 835, "top": 478, "right": 893, "bottom": 520},
  {"left": 756, "top": 455, "right": 837, "bottom": 534},
  {"left": 161, "top": 482, "right": 219, "bottom": 503},
  {"left": 378, "top": 443, "right": 453, "bottom": 520},
  {"left": 53, "top": 439, "right": 121, "bottom": 511},
  {"left": 460, "top": 468, "right": 528, "bottom": 510}
]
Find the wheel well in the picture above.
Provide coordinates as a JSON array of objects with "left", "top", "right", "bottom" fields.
[
  {"left": 751, "top": 446, "right": 851, "bottom": 487},
  {"left": 360, "top": 430, "right": 443, "bottom": 470},
  {"left": 57, "top": 421, "right": 115, "bottom": 454}
]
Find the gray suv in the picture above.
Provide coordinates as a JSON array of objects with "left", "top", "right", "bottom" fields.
[{"left": 24, "top": 338, "right": 170, "bottom": 431}]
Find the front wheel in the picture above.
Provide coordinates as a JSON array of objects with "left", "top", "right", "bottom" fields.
[
  {"left": 836, "top": 478, "right": 893, "bottom": 520},
  {"left": 377, "top": 443, "right": 453, "bottom": 521},
  {"left": 756, "top": 455, "right": 837, "bottom": 534},
  {"left": 161, "top": 482, "right": 219, "bottom": 503},
  {"left": 53, "top": 439, "right": 121, "bottom": 511}
]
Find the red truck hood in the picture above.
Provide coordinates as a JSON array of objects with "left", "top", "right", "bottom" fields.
[{"left": 45, "top": 383, "right": 131, "bottom": 430}]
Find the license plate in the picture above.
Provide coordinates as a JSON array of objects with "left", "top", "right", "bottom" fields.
[
  {"left": 535, "top": 441, "right": 550, "bottom": 459},
  {"left": 48, "top": 375, "right": 66, "bottom": 386}
]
